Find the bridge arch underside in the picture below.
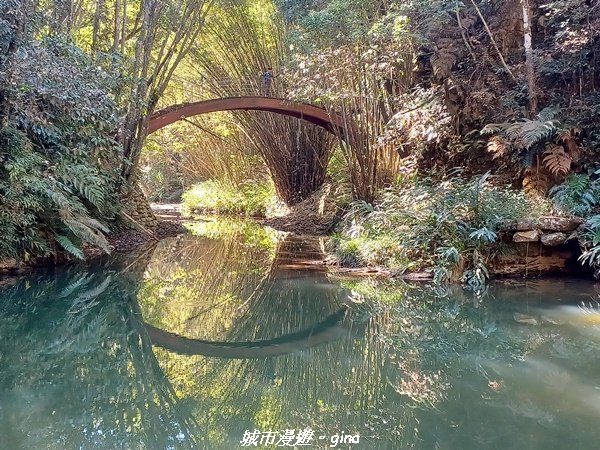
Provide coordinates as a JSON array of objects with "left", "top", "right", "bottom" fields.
[
  {"left": 148, "top": 96, "right": 346, "bottom": 136},
  {"left": 143, "top": 308, "right": 349, "bottom": 359}
]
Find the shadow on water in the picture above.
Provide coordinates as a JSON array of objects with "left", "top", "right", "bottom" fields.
[{"left": 2, "top": 219, "right": 600, "bottom": 449}]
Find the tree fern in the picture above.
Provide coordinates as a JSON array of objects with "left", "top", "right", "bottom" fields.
[
  {"left": 543, "top": 144, "right": 571, "bottom": 176},
  {"left": 520, "top": 147, "right": 538, "bottom": 168}
]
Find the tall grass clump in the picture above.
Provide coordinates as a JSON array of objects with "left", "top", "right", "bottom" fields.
[
  {"left": 182, "top": 179, "right": 276, "bottom": 217},
  {"left": 331, "top": 173, "right": 551, "bottom": 288}
]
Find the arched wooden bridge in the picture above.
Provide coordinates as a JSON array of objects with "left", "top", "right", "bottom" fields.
[{"left": 148, "top": 96, "right": 348, "bottom": 136}]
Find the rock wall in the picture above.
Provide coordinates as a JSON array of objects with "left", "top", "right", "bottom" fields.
[
  {"left": 492, "top": 216, "right": 587, "bottom": 277},
  {"left": 119, "top": 182, "right": 159, "bottom": 232}
]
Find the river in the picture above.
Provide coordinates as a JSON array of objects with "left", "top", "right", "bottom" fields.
[{"left": 1, "top": 218, "right": 600, "bottom": 449}]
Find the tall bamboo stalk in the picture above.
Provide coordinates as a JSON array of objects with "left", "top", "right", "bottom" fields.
[{"left": 187, "top": 0, "right": 336, "bottom": 204}]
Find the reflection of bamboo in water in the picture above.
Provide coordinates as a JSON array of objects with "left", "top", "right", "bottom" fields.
[
  {"left": 147, "top": 233, "right": 270, "bottom": 301},
  {"left": 142, "top": 232, "right": 339, "bottom": 342},
  {"left": 0, "top": 270, "right": 203, "bottom": 449},
  {"left": 138, "top": 233, "right": 421, "bottom": 445},
  {"left": 127, "top": 292, "right": 205, "bottom": 448},
  {"left": 195, "top": 305, "right": 400, "bottom": 438},
  {"left": 142, "top": 232, "right": 276, "bottom": 338}
]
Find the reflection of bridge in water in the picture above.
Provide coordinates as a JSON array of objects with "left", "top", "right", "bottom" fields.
[
  {"left": 144, "top": 307, "right": 350, "bottom": 358},
  {"left": 139, "top": 233, "right": 361, "bottom": 359}
]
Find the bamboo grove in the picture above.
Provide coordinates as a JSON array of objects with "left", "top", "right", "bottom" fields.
[{"left": 2, "top": 0, "right": 600, "bottom": 264}]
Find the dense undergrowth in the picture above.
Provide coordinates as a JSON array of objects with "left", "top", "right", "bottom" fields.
[
  {"left": 330, "top": 173, "right": 553, "bottom": 288},
  {"left": 0, "top": 36, "right": 121, "bottom": 261}
]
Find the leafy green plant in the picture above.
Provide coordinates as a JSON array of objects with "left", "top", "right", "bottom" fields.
[
  {"left": 331, "top": 173, "right": 551, "bottom": 287},
  {"left": 0, "top": 128, "right": 114, "bottom": 260},
  {"left": 0, "top": 34, "right": 122, "bottom": 261},
  {"left": 182, "top": 179, "right": 276, "bottom": 217},
  {"left": 578, "top": 215, "right": 600, "bottom": 275},
  {"left": 550, "top": 169, "right": 600, "bottom": 216},
  {"left": 481, "top": 107, "right": 561, "bottom": 166}
]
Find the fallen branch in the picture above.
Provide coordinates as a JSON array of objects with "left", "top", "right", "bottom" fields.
[
  {"left": 121, "top": 211, "right": 157, "bottom": 239},
  {"left": 470, "top": 0, "right": 517, "bottom": 82}
]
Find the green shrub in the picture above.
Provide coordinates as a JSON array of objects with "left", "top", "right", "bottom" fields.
[
  {"left": 0, "top": 128, "right": 115, "bottom": 260},
  {"left": 550, "top": 169, "right": 600, "bottom": 216},
  {"left": 0, "top": 35, "right": 122, "bottom": 261},
  {"left": 578, "top": 215, "right": 600, "bottom": 275},
  {"left": 182, "top": 179, "right": 276, "bottom": 217},
  {"left": 331, "top": 173, "right": 551, "bottom": 288}
]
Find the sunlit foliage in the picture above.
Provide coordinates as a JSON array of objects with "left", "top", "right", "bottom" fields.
[
  {"left": 182, "top": 179, "right": 277, "bottom": 217},
  {"left": 331, "top": 173, "right": 550, "bottom": 287}
]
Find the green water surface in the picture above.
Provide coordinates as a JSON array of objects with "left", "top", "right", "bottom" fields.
[{"left": 1, "top": 219, "right": 600, "bottom": 449}]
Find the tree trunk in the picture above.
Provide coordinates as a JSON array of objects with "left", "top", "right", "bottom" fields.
[
  {"left": 112, "top": 0, "right": 121, "bottom": 53},
  {"left": 522, "top": 0, "right": 538, "bottom": 116},
  {"left": 91, "top": 0, "right": 106, "bottom": 53},
  {"left": 120, "top": 0, "right": 127, "bottom": 54}
]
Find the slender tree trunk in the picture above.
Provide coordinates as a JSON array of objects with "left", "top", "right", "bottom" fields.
[
  {"left": 112, "top": 0, "right": 121, "bottom": 53},
  {"left": 120, "top": 0, "right": 127, "bottom": 54},
  {"left": 470, "top": 0, "right": 516, "bottom": 81},
  {"left": 456, "top": 9, "right": 477, "bottom": 62},
  {"left": 522, "top": 0, "right": 538, "bottom": 116},
  {"left": 91, "top": 0, "right": 106, "bottom": 53}
]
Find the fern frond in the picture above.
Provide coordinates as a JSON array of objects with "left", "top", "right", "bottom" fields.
[
  {"left": 481, "top": 123, "right": 506, "bottom": 135},
  {"left": 520, "top": 120, "right": 556, "bottom": 149},
  {"left": 557, "top": 128, "right": 582, "bottom": 162},
  {"left": 505, "top": 121, "right": 528, "bottom": 147},
  {"left": 71, "top": 215, "right": 110, "bottom": 234},
  {"left": 548, "top": 184, "right": 566, "bottom": 196},
  {"left": 543, "top": 144, "right": 571, "bottom": 176},
  {"left": 567, "top": 174, "right": 589, "bottom": 196},
  {"left": 63, "top": 218, "right": 111, "bottom": 253},
  {"left": 520, "top": 147, "right": 539, "bottom": 168},
  {"left": 536, "top": 107, "right": 561, "bottom": 122},
  {"left": 55, "top": 235, "right": 85, "bottom": 260},
  {"left": 487, "top": 136, "right": 507, "bottom": 159}
]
